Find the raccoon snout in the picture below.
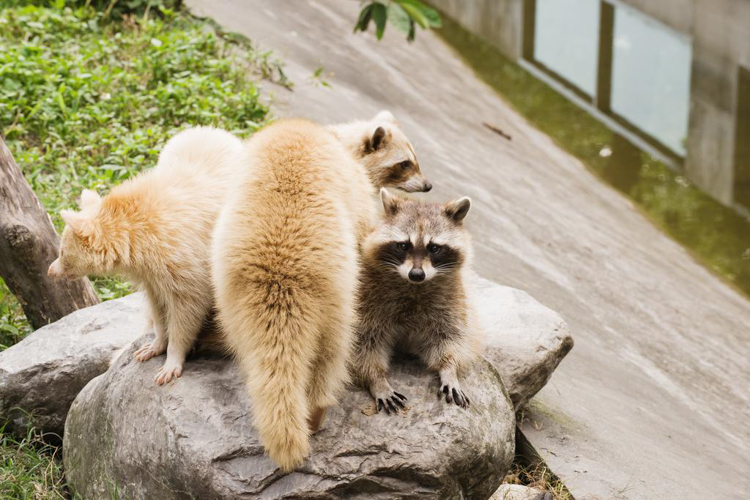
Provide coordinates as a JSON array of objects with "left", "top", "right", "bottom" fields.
[
  {"left": 408, "top": 268, "right": 426, "bottom": 282},
  {"left": 48, "top": 260, "right": 62, "bottom": 279},
  {"left": 422, "top": 181, "right": 432, "bottom": 192}
]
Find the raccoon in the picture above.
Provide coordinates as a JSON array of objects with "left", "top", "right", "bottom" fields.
[
  {"left": 48, "top": 127, "right": 244, "bottom": 386},
  {"left": 211, "top": 118, "right": 380, "bottom": 472},
  {"left": 328, "top": 110, "right": 432, "bottom": 193},
  {"left": 352, "top": 189, "right": 480, "bottom": 413}
]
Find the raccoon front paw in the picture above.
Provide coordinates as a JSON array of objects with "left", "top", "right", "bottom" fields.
[
  {"left": 438, "top": 383, "right": 470, "bottom": 408},
  {"left": 134, "top": 340, "right": 167, "bottom": 362},
  {"left": 155, "top": 360, "right": 183, "bottom": 386},
  {"left": 373, "top": 389, "right": 407, "bottom": 415}
]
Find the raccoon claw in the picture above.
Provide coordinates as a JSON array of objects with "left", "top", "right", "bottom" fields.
[
  {"left": 155, "top": 362, "right": 183, "bottom": 386},
  {"left": 134, "top": 341, "right": 166, "bottom": 362},
  {"left": 439, "top": 384, "right": 470, "bottom": 408},
  {"left": 375, "top": 391, "right": 407, "bottom": 415}
]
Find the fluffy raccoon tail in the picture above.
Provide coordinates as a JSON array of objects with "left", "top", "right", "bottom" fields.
[{"left": 228, "top": 287, "right": 319, "bottom": 472}]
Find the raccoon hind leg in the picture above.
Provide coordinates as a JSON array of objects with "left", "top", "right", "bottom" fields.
[
  {"left": 134, "top": 293, "right": 168, "bottom": 362},
  {"left": 155, "top": 294, "right": 207, "bottom": 385},
  {"left": 306, "top": 305, "right": 355, "bottom": 432}
]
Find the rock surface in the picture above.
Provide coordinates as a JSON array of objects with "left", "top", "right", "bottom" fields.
[
  {"left": 64, "top": 338, "right": 515, "bottom": 499},
  {"left": 474, "top": 275, "right": 573, "bottom": 407},
  {"left": 182, "top": 1, "right": 750, "bottom": 497},
  {"left": 0, "top": 293, "right": 144, "bottom": 436},
  {"left": 490, "top": 485, "right": 548, "bottom": 500},
  {"left": 0, "top": 276, "right": 569, "bottom": 439}
]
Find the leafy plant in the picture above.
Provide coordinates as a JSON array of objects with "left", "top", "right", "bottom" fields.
[
  {"left": 354, "top": 0, "right": 441, "bottom": 42},
  {"left": 0, "top": 3, "right": 276, "bottom": 348}
]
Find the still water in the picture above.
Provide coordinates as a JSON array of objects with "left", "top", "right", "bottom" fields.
[
  {"left": 533, "top": 0, "right": 691, "bottom": 156},
  {"left": 436, "top": 12, "right": 750, "bottom": 298}
]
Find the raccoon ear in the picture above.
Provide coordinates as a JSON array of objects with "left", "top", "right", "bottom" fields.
[
  {"left": 368, "top": 126, "right": 387, "bottom": 152},
  {"left": 80, "top": 189, "right": 101, "bottom": 210},
  {"left": 445, "top": 197, "right": 471, "bottom": 224},
  {"left": 380, "top": 188, "right": 401, "bottom": 216},
  {"left": 375, "top": 110, "right": 396, "bottom": 123},
  {"left": 61, "top": 209, "right": 94, "bottom": 235}
]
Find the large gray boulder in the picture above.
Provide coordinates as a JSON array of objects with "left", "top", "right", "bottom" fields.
[
  {"left": 64, "top": 339, "right": 516, "bottom": 499},
  {"left": 0, "top": 293, "right": 144, "bottom": 436},
  {"left": 0, "top": 277, "right": 573, "bottom": 438},
  {"left": 473, "top": 276, "right": 574, "bottom": 407},
  {"left": 491, "top": 485, "right": 548, "bottom": 500}
]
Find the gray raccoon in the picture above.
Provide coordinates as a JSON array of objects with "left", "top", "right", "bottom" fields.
[{"left": 352, "top": 189, "right": 481, "bottom": 413}]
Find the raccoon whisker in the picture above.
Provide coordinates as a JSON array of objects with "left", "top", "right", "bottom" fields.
[
  {"left": 435, "top": 266, "right": 460, "bottom": 274},
  {"left": 378, "top": 260, "right": 401, "bottom": 268},
  {"left": 375, "top": 264, "right": 400, "bottom": 272},
  {"left": 435, "top": 264, "right": 460, "bottom": 270}
]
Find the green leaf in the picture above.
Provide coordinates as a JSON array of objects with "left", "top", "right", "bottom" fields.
[
  {"left": 354, "top": 3, "right": 374, "bottom": 33},
  {"left": 408, "top": 19, "right": 416, "bottom": 42},
  {"left": 398, "top": 2, "right": 428, "bottom": 29},
  {"left": 372, "top": 2, "right": 387, "bottom": 40},
  {"left": 387, "top": 3, "right": 411, "bottom": 35},
  {"left": 421, "top": 5, "right": 442, "bottom": 28},
  {"left": 0, "top": 324, "right": 19, "bottom": 336},
  {"left": 398, "top": 0, "right": 442, "bottom": 28},
  {"left": 56, "top": 91, "right": 67, "bottom": 115}
]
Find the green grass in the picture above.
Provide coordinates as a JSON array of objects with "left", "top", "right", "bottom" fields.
[
  {"left": 0, "top": 3, "right": 278, "bottom": 495},
  {"left": 0, "top": 422, "right": 67, "bottom": 499},
  {"left": 0, "top": 2, "right": 275, "bottom": 351}
]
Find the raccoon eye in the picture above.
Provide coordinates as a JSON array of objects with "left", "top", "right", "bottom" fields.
[
  {"left": 398, "top": 160, "right": 411, "bottom": 170},
  {"left": 427, "top": 243, "right": 442, "bottom": 255},
  {"left": 397, "top": 242, "right": 410, "bottom": 252}
]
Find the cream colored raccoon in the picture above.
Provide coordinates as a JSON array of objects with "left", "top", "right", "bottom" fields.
[
  {"left": 48, "top": 127, "right": 243, "bottom": 385},
  {"left": 328, "top": 110, "right": 432, "bottom": 193},
  {"left": 211, "top": 110, "right": 432, "bottom": 472},
  {"left": 352, "top": 189, "right": 480, "bottom": 413},
  {"left": 211, "top": 118, "right": 379, "bottom": 472}
]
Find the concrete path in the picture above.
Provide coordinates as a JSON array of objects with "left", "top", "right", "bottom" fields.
[{"left": 185, "top": 1, "right": 750, "bottom": 498}]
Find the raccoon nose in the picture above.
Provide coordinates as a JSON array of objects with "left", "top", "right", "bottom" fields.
[
  {"left": 423, "top": 181, "right": 432, "bottom": 192},
  {"left": 408, "top": 268, "right": 425, "bottom": 282}
]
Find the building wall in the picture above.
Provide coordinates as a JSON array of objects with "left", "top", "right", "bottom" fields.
[
  {"left": 429, "top": 0, "right": 523, "bottom": 59},
  {"left": 431, "top": 0, "right": 750, "bottom": 210},
  {"left": 686, "top": 0, "right": 750, "bottom": 204},
  {"left": 614, "top": 0, "right": 693, "bottom": 35}
]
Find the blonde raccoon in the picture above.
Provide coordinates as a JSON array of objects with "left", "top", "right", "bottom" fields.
[
  {"left": 211, "top": 118, "right": 379, "bottom": 472},
  {"left": 48, "top": 127, "right": 243, "bottom": 386}
]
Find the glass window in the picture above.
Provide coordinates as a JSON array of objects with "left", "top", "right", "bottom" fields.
[
  {"left": 533, "top": 0, "right": 601, "bottom": 96},
  {"left": 610, "top": 5, "right": 692, "bottom": 156}
]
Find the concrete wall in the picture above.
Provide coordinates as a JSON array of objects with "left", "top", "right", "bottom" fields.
[
  {"left": 429, "top": 0, "right": 523, "bottom": 59},
  {"left": 686, "top": 0, "right": 750, "bottom": 205},
  {"left": 432, "top": 0, "right": 750, "bottom": 211},
  {"left": 615, "top": 0, "right": 693, "bottom": 35}
]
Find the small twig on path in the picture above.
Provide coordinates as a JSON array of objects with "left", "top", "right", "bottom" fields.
[{"left": 483, "top": 122, "right": 512, "bottom": 141}]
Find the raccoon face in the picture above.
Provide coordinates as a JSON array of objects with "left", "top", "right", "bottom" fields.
[
  {"left": 360, "top": 111, "right": 432, "bottom": 193},
  {"left": 365, "top": 189, "right": 472, "bottom": 284},
  {"left": 48, "top": 190, "right": 113, "bottom": 280},
  {"left": 49, "top": 226, "right": 94, "bottom": 279}
]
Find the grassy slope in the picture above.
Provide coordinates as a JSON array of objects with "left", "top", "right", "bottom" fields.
[
  {"left": 0, "top": 4, "right": 272, "bottom": 349},
  {"left": 0, "top": 3, "right": 274, "bottom": 496}
]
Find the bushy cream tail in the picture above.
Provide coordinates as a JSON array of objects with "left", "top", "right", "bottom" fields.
[{"left": 233, "top": 295, "right": 317, "bottom": 472}]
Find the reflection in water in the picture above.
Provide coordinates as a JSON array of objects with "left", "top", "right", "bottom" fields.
[
  {"left": 531, "top": 0, "right": 691, "bottom": 158},
  {"left": 534, "top": 0, "right": 600, "bottom": 96},
  {"left": 610, "top": 5, "right": 691, "bottom": 156},
  {"left": 436, "top": 15, "right": 750, "bottom": 298}
]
